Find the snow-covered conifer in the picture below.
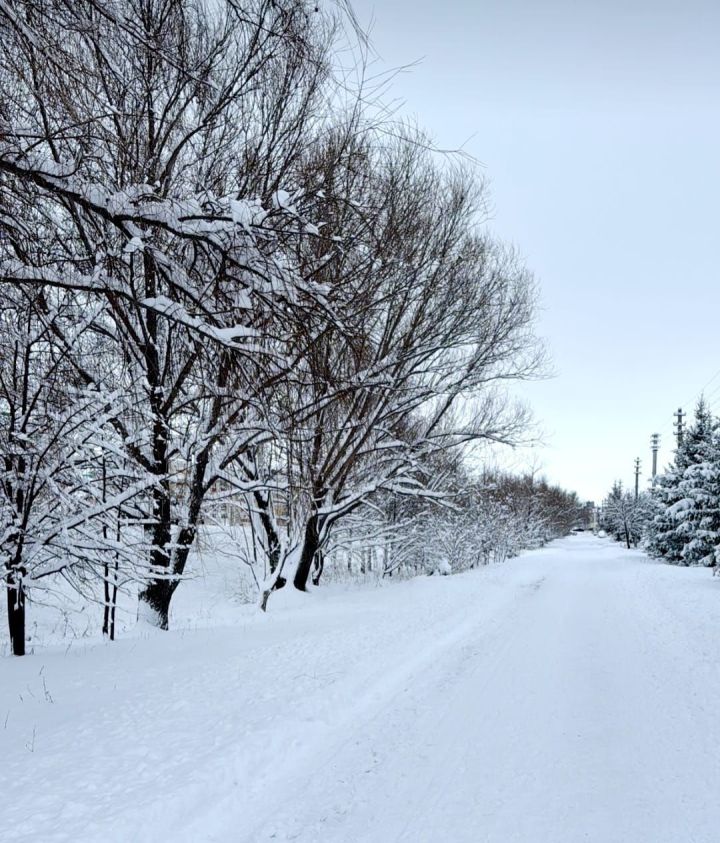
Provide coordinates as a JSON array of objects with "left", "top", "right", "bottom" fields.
[{"left": 646, "top": 399, "right": 717, "bottom": 564}]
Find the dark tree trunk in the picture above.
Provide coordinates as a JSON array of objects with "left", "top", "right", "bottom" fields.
[
  {"left": 139, "top": 526, "right": 198, "bottom": 630},
  {"left": 138, "top": 252, "right": 177, "bottom": 630},
  {"left": 138, "top": 439, "right": 213, "bottom": 627},
  {"left": 294, "top": 515, "right": 320, "bottom": 591},
  {"left": 253, "top": 490, "right": 288, "bottom": 610},
  {"left": 103, "top": 556, "right": 119, "bottom": 640},
  {"left": 138, "top": 501, "right": 174, "bottom": 628},
  {"left": 102, "top": 562, "right": 110, "bottom": 637},
  {"left": 7, "top": 573, "right": 25, "bottom": 656},
  {"left": 311, "top": 550, "right": 324, "bottom": 586},
  {"left": 138, "top": 578, "right": 175, "bottom": 630},
  {"left": 254, "top": 490, "right": 281, "bottom": 574},
  {"left": 109, "top": 575, "right": 118, "bottom": 641}
]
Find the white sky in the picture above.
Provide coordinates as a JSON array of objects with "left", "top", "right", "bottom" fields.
[{"left": 351, "top": 0, "right": 720, "bottom": 502}]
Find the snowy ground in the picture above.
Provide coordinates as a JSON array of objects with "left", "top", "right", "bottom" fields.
[{"left": 3, "top": 534, "right": 720, "bottom": 842}]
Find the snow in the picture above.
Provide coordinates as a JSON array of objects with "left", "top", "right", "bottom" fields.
[
  {"left": 272, "top": 189, "right": 297, "bottom": 215},
  {"left": 123, "top": 236, "right": 144, "bottom": 254},
  {"left": 228, "top": 198, "right": 268, "bottom": 230},
  {"left": 3, "top": 534, "right": 720, "bottom": 842}
]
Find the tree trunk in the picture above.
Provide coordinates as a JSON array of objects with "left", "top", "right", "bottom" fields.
[
  {"left": 6, "top": 573, "right": 25, "bottom": 656},
  {"left": 311, "top": 550, "right": 324, "bottom": 586},
  {"left": 294, "top": 515, "right": 320, "bottom": 591},
  {"left": 137, "top": 579, "right": 174, "bottom": 630},
  {"left": 103, "top": 561, "right": 110, "bottom": 637},
  {"left": 109, "top": 573, "right": 118, "bottom": 641},
  {"left": 104, "top": 556, "right": 119, "bottom": 640},
  {"left": 254, "top": 491, "right": 281, "bottom": 574}
]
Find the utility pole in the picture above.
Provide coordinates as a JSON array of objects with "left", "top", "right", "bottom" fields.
[
  {"left": 634, "top": 457, "right": 641, "bottom": 500},
  {"left": 673, "top": 407, "right": 686, "bottom": 448},
  {"left": 650, "top": 433, "right": 660, "bottom": 485}
]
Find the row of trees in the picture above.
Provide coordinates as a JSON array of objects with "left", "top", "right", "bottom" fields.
[
  {"left": 320, "top": 469, "right": 584, "bottom": 580},
  {"left": 0, "top": 0, "right": 555, "bottom": 656},
  {"left": 601, "top": 398, "right": 720, "bottom": 566}
]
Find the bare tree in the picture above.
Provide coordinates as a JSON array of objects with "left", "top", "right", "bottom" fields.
[
  {"left": 0, "top": 282, "right": 147, "bottom": 654},
  {"left": 602, "top": 484, "right": 652, "bottom": 549},
  {"left": 0, "top": 0, "right": 349, "bottom": 628},
  {"left": 253, "top": 131, "right": 544, "bottom": 601},
  {"left": 0, "top": 0, "right": 548, "bottom": 640}
]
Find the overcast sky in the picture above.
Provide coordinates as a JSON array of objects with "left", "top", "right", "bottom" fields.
[{"left": 351, "top": 0, "right": 720, "bottom": 502}]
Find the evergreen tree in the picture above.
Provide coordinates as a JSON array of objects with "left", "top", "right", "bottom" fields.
[
  {"left": 646, "top": 398, "right": 717, "bottom": 564},
  {"left": 674, "top": 402, "right": 720, "bottom": 566},
  {"left": 602, "top": 481, "right": 625, "bottom": 543}
]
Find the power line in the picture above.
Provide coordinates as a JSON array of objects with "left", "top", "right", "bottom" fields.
[
  {"left": 702, "top": 380, "right": 720, "bottom": 404},
  {"left": 680, "top": 365, "right": 720, "bottom": 409}
]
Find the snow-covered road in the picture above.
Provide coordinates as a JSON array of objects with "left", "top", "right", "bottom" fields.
[{"left": 4, "top": 535, "right": 720, "bottom": 842}]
